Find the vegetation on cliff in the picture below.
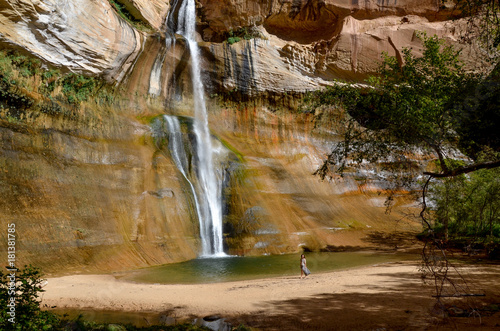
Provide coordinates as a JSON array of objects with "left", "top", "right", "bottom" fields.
[
  {"left": 0, "top": 49, "right": 116, "bottom": 106},
  {"left": 226, "top": 27, "right": 262, "bottom": 45},
  {"left": 0, "top": 48, "right": 129, "bottom": 136}
]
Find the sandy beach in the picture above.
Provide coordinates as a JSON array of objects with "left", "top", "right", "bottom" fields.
[{"left": 41, "top": 261, "right": 500, "bottom": 330}]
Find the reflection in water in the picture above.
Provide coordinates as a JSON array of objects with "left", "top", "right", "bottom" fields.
[{"left": 122, "top": 252, "right": 418, "bottom": 284}]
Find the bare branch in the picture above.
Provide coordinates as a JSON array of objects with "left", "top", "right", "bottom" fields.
[
  {"left": 420, "top": 175, "right": 433, "bottom": 231},
  {"left": 424, "top": 159, "right": 500, "bottom": 178}
]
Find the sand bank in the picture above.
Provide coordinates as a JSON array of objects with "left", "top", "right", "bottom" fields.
[{"left": 42, "top": 261, "right": 500, "bottom": 330}]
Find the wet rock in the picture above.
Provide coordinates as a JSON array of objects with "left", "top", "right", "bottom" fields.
[
  {"left": 194, "top": 316, "right": 232, "bottom": 331},
  {"left": 203, "top": 315, "right": 221, "bottom": 321}
]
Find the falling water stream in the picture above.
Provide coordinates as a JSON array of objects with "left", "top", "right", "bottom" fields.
[{"left": 163, "top": 0, "right": 225, "bottom": 257}]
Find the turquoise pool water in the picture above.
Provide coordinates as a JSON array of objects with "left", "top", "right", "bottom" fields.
[{"left": 119, "top": 251, "right": 418, "bottom": 284}]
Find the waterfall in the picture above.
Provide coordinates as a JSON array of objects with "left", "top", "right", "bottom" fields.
[
  {"left": 164, "top": 0, "right": 225, "bottom": 257},
  {"left": 163, "top": 115, "right": 209, "bottom": 253}
]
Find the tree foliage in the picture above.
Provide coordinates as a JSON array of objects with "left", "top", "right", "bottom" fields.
[
  {"left": 310, "top": 33, "right": 500, "bottom": 184},
  {"left": 429, "top": 166, "right": 500, "bottom": 248},
  {"left": 305, "top": 33, "right": 500, "bottom": 262},
  {"left": 303, "top": 32, "right": 500, "bottom": 312},
  {"left": 0, "top": 265, "right": 59, "bottom": 330}
]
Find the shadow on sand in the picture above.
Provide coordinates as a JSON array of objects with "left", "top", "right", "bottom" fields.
[{"left": 226, "top": 267, "right": 500, "bottom": 330}]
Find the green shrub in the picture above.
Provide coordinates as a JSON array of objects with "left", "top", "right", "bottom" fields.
[
  {"left": 429, "top": 166, "right": 500, "bottom": 253},
  {"left": 0, "top": 49, "right": 116, "bottom": 111},
  {"left": 227, "top": 37, "right": 241, "bottom": 45},
  {"left": 226, "top": 27, "right": 261, "bottom": 45},
  {"left": 61, "top": 73, "right": 99, "bottom": 104},
  {"left": 0, "top": 265, "right": 60, "bottom": 330}
]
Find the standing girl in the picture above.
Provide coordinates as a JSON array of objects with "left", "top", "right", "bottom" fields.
[{"left": 300, "top": 254, "right": 311, "bottom": 279}]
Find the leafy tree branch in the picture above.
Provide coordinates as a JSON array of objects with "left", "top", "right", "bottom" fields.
[{"left": 308, "top": 33, "right": 499, "bottom": 184}]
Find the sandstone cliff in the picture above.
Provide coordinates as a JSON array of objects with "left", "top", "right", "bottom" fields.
[
  {"left": 0, "top": 0, "right": 485, "bottom": 273},
  {"left": 0, "top": 0, "right": 144, "bottom": 82},
  {"left": 200, "top": 0, "right": 485, "bottom": 94},
  {"left": 0, "top": 0, "right": 486, "bottom": 93}
]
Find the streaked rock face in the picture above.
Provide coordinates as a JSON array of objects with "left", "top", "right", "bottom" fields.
[
  {"left": 0, "top": 0, "right": 485, "bottom": 91},
  {"left": 197, "top": 0, "right": 456, "bottom": 42},
  {"left": 0, "top": 0, "right": 488, "bottom": 271},
  {"left": 307, "top": 15, "right": 485, "bottom": 82},
  {"left": 0, "top": 0, "right": 143, "bottom": 82},
  {"left": 190, "top": 0, "right": 486, "bottom": 94},
  {"left": 204, "top": 37, "right": 324, "bottom": 95},
  {"left": 0, "top": 107, "right": 201, "bottom": 273},
  {"left": 207, "top": 104, "right": 422, "bottom": 257},
  {"left": 203, "top": 15, "right": 485, "bottom": 95}
]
